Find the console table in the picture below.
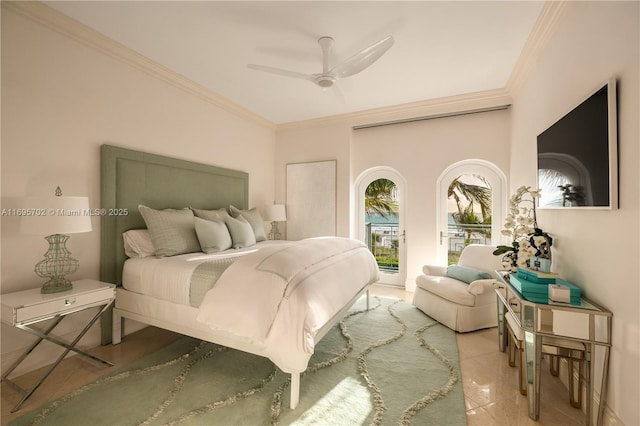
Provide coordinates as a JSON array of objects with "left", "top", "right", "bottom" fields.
[{"left": 494, "top": 271, "right": 612, "bottom": 426}]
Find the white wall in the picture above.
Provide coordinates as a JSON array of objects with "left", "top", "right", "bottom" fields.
[
  {"left": 275, "top": 122, "right": 353, "bottom": 237},
  {"left": 509, "top": 2, "right": 639, "bottom": 424},
  {"left": 276, "top": 107, "right": 511, "bottom": 288},
  {"left": 352, "top": 110, "right": 510, "bottom": 281},
  {"left": 1, "top": 7, "right": 275, "bottom": 375}
]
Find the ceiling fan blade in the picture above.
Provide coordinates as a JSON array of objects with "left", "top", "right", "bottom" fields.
[
  {"left": 247, "top": 64, "right": 314, "bottom": 82},
  {"left": 330, "top": 35, "right": 394, "bottom": 79}
]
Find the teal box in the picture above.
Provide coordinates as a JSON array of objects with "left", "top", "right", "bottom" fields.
[
  {"left": 516, "top": 267, "right": 557, "bottom": 284},
  {"left": 509, "top": 274, "right": 582, "bottom": 305},
  {"left": 509, "top": 274, "right": 550, "bottom": 303}
]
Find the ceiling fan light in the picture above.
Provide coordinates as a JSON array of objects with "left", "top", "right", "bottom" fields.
[{"left": 316, "top": 76, "right": 335, "bottom": 88}]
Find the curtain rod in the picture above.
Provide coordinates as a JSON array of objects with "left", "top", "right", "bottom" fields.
[{"left": 352, "top": 104, "right": 511, "bottom": 130}]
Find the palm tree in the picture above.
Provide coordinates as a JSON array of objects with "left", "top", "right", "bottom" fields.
[
  {"left": 448, "top": 175, "right": 491, "bottom": 221},
  {"left": 365, "top": 179, "right": 399, "bottom": 271},
  {"left": 448, "top": 175, "right": 492, "bottom": 245},
  {"left": 365, "top": 178, "right": 398, "bottom": 218}
]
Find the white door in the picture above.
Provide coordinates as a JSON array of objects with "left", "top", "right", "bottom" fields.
[
  {"left": 436, "top": 160, "right": 507, "bottom": 265},
  {"left": 355, "top": 167, "right": 407, "bottom": 287}
]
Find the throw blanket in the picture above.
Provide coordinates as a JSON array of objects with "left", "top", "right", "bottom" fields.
[{"left": 196, "top": 237, "right": 379, "bottom": 373}]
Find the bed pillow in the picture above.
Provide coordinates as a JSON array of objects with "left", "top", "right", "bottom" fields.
[
  {"left": 194, "top": 217, "right": 232, "bottom": 253},
  {"left": 228, "top": 205, "right": 267, "bottom": 242},
  {"left": 138, "top": 205, "right": 201, "bottom": 257},
  {"left": 446, "top": 265, "right": 492, "bottom": 284},
  {"left": 225, "top": 215, "right": 256, "bottom": 249},
  {"left": 191, "top": 207, "right": 230, "bottom": 222},
  {"left": 122, "top": 229, "right": 156, "bottom": 258}
]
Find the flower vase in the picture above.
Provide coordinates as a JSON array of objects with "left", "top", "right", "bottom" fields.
[{"left": 530, "top": 256, "right": 551, "bottom": 273}]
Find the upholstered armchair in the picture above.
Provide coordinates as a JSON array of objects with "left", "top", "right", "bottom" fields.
[{"left": 412, "top": 244, "right": 503, "bottom": 332}]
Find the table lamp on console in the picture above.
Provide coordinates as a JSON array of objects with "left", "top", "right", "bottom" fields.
[
  {"left": 20, "top": 186, "right": 92, "bottom": 294},
  {"left": 264, "top": 203, "right": 287, "bottom": 240}
]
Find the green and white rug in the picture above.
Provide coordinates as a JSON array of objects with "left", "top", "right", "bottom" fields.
[{"left": 12, "top": 297, "right": 466, "bottom": 426}]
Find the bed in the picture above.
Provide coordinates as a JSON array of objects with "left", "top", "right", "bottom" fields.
[{"left": 99, "top": 144, "right": 379, "bottom": 409}]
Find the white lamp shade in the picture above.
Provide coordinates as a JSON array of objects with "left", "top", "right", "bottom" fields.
[
  {"left": 20, "top": 196, "right": 93, "bottom": 235},
  {"left": 264, "top": 204, "right": 287, "bottom": 222}
]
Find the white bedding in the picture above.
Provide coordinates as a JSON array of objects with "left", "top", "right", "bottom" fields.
[
  {"left": 122, "top": 241, "right": 283, "bottom": 305},
  {"left": 119, "top": 237, "right": 379, "bottom": 375},
  {"left": 196, "top": 237, "right": 380, "bottom": 373}
]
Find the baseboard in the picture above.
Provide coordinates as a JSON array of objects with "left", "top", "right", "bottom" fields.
[{"left": 553, "top": 357, "right": 623, "bottom": 426}]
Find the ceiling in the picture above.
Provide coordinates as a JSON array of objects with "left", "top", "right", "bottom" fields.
[{"left": 44, "top": 1, "right": 546, "bottom": 125}]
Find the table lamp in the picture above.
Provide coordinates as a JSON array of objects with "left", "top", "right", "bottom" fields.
[
  {"left": 264, "top": 204, "right": 286, "bottom": 240},
  {"left": 20, "top": 187, "right": 92, "bottom": 293}
]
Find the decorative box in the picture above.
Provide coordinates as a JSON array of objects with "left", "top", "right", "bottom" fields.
[
  {"left": 555, "top": 278, "right": 582, "bottom": 304},
  {"left": 516, "top": 267, "right": 558, "bottom": 284},
  {"left": 509, "top": 274, "right": 549, "bottom": 303},
  {"left": 509, "top": 274, "right": 581, "bottom": 305}
]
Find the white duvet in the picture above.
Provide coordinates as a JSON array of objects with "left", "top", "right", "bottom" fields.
[{"left": 196, "top": 237, "right": 380, "bottom": 373}]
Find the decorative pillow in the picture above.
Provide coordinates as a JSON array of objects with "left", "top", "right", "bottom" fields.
[
  {"left": 122, "top": 229, "right": 156, "bottom": 258},
  {"left": 228, "top": 205, "right": 267, "bottom": 242},
  {"left": 194, "top": 217, "right": 232, "bottom": 253},
  {"left": 446, "top": 265, "right": 492, "bottom": 284},
  {"left": 225, "top": 215, "right": 256, "bottom": 249},
  {"left": 191, "top": 207, "right": 230, "bottom": 222},
  {"left": 138, "top": 205, "right": 201, "bottom": 257}
]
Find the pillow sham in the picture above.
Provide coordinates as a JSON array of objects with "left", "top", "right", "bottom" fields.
[
  {"left": 225, "top": 215, "right": 256, "bottom": 249},
  {"left": 122, "top": 229, "right": 156, "bottom": 258},
  {"left": 194, "top": 217, "right": 232, "bottom": 253},
  {"left": 138, "top": 205, "right": 201, "bottom": 257},
  {"left": 228, "top": 205, "right": 267, "bottom": 242},
  {"left": 446, "top": 265, "right": 492, "bottom": 284},
  {"left": 191, "top": 207, "right": 230, "bottom": 222}
]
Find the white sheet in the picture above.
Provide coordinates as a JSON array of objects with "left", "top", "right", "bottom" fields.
[
  {"left": 196, "top": 237, "right": 380, "bottom": 373},
  {"left": 122, "top": 241, "right": 283, "bottom": 305}
]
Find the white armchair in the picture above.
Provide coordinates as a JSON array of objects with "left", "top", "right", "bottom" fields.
[{"left": 412, "top": 244, "right": 503, "bottom": 332}]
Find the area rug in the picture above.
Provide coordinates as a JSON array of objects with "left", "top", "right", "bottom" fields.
[{"left": 12, "top": 297, "right": 466, "bottom": 426}]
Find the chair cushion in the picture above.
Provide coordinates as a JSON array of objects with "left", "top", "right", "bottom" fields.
[
  {"left": 415, "top": 274, "right": 477, "bottom": 307},
  {"left": 446, "top": 265, "right": 492, "bottom": 284}
]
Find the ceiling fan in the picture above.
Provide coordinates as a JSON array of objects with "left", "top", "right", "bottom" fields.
[{"left": 247, "top": 35, "right": 394, "bottom": 88}]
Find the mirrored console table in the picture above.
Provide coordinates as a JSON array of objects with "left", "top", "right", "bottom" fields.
[{"left": 494, "top": 271, "right": 612, "bottom": 426}]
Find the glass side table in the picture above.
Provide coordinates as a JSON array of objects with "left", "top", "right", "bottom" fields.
[{"left": 494, "top": 271, "right": 612, "bottom": 426}]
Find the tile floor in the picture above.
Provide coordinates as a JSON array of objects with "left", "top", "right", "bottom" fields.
[{"left": 1, "top": 284, "right": 587, "bottom": 425}]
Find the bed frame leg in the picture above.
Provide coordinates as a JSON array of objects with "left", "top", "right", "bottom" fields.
[
  {"left": 366, "top": 288, "right": 370, "bottom": 310},
  {"left": 112, "top": 309, "right": 123, "bottom": 345},
  {"left": 290, "top": 372, "right": 300, "bottom": 409}
]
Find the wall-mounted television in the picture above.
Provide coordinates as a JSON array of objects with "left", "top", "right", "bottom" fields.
[{"left": 537, "top": 78, "right": 618, "bottom": 209}]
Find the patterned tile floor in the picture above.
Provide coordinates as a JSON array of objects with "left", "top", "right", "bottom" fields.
[{"left": 1, "top": 284, "right": 586, "bottom": 425}]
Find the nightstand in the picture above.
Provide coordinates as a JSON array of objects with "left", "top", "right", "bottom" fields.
[{"left": 1, "top": 279, "right": 116, "bottom": 412}]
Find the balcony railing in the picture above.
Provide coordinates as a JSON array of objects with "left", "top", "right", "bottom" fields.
[
  {"left": 447, "top": 223, "right": 492, "bottom": 264},
  {"left": 365, "top": 222, "right": 399, "bottom": 273},
  {"left": 365, "top": 221, "right": 492, "bottom": 270}
]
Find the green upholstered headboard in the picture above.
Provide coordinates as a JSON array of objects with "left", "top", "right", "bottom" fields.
[
  {"left": 100, "top": 144, "right": 249, "bottom": 286},
  {"left": 100, "top": 145, "right": 248, "bottom": 344}
]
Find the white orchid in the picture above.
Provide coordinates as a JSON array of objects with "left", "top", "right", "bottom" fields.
[
  {"left": 493, "top": 186, "right": 553, "bottom": 272},
  {"left": 533, "top": 235, "right": 548, "bottom": 247}
]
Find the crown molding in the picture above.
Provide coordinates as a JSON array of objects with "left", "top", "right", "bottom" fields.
[
  {"left": 5, "top": 1, "right": 561, "bottom": 134},
  {"left": 276, "top": 88, "right": 513, "bottom": 132},
  {"left": 3, "top": 1, "right": 276, "bottom": 131},
  {"left": 506, "top": 1, "right": 569, "bottom": 95}
]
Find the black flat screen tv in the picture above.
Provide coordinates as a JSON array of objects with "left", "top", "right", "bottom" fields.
[{"left": 537, "top": 78, "right": 618, "bottom": 209}]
